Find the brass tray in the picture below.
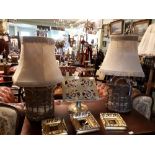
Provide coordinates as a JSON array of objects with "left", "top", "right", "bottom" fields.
[
  {"left": 41, "top": 118, "right": 68, "bottom": 135},
  {"left": 100, "top": 113, "right": 127, "bottom": 130},
  {"left": 70, "top": 111, "right": 100, "bottom": 134}
]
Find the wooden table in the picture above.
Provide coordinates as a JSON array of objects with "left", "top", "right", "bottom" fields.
[{"left": 21, "top": 100, "right": 155, "bottom": 135}]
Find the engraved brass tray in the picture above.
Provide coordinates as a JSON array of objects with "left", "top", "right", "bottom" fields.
[
  {"left": 70, "top": 111, "right": 100, "bottom": 134},
  {"left": 41, "top": 118, "right": 68, "bottom": 135}
]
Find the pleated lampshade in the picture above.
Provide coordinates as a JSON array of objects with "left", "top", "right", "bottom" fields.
[
  {"left": 138, "top": 23, "right": 155, "bottom": 56},
  {"left": 13, "top": 36, "right": 63, "bottom": 87},
  {"left": 138, "top": 23, "right": 155, "bottom": 95},
  {"left": 100, "top": 35, "right": 144, "bottom": 77}
]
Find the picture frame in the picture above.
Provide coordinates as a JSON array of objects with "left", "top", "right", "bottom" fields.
[
  {"left": 103, "top": 41, "right": 107, "bottom": 47},
  {"left": 10, "top": 36, "right": 20, "bottom": 52},
  {"left": 110, "top": 20, "right": 124, "bottom": 35},
  {"left": 124, "top": 21, "right": 134, "bottom": 35},
  {"left": 133, "top": 19, "right": 152, "bottom": 41},
  {"left": 102, "top": 24, "right": 109, "bottom": 37}
]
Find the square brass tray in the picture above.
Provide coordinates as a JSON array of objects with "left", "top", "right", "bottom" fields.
[
  {"left": 41, "top": 118, "right": 68, "bottom": 135},
  {"left": 100, "top": 113, "right": 127, "bottom": 130},
  {"left": 70, "top": 111, "right": 100, "bottom": 134}
]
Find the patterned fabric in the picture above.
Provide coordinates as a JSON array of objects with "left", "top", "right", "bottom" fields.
[
  {"left": 0, "top": 106, "right": 17, "bottom": 135},
  {"left": 0, "top": 86, "right": 25, "bottom": 111},
  {"left": 0, "top": 87, "right": 16, "bottom": 103},
  {"left": 96, "top": 81, "right": 110, "bottom": 103},
  {"left": 132, "top": 95, "right": 153, "bottom": 119}
]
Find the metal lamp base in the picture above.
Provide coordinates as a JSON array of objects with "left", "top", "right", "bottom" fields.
[{"left": 68, "top": 101, "right": 88, "bottom": 113}]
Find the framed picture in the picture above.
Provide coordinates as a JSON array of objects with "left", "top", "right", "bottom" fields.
[
  {"left": 124, "top": 21, "right": 134, "bottom": 34},
  {"left": 102, "top": 24, "right": 109, "bottom": 37},
  {"left": 110, "top": 20, "right": 124, "bottom": 35},
  {"left": 103, "top": 41, "right": 107, "bottom": 47},
  {"left": 133, "top": 19, "right": 152, "bottom": 41},
  {"left": 10, "top": 36, "right": 20, "bottom": 52}
]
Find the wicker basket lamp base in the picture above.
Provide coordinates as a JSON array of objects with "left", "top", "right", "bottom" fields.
[
  {"left": 24, "top": 86, "right": 54, "bottom": 121},
  {"left": 107, "top": 98, "right": 132, "bottom": 113},
  {"left": 107, "top": 78, "right": 132, "bottom": 113}
]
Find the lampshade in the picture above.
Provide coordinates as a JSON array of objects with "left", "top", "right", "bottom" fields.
[
  {"left": 13, "top": 36, "right": 63, "bottom": 87},
  {"left": 138, "top": 23, "right": 155, "bottom": 56},
  {"left": 138, "top": 23, "right": 155, "bottom": 95},
  {"left": 100, "top": 35, "right": 144, "bottom": 77}
]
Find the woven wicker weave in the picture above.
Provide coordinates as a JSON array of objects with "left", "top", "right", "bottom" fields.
[
  {"left": 107, "top": 77, "right": 132, "bottom": 113},
  {"left": 25, "top": 86, "right": 54, "bottom": 121}
]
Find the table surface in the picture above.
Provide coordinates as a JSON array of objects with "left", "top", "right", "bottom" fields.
[{"left": 21, "top": 100, "right": 155, "bottom": 135}]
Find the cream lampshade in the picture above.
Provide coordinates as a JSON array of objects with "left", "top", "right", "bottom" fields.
[
  {"left": 99, "top": 35, "right": 144, "bottom": 113},
  {"left": 138, "top": 23, "right": 155, "bottom": 95},
  {"left": 13, "top": 36, "right": 63, "bottom": 121},
  {"left": 100, "top": 35, "right": 144, "bottom": 77},
  {"left": 138, "top": 23, "right": 155, "bottom": 56}
]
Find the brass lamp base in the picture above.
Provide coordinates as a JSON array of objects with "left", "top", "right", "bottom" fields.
[{"left": 68, "top": 101, "right": 88, "bottom": 113}]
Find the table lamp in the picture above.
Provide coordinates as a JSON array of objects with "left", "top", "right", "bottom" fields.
[
  {"left": 99, "top": 35, "right": 144, "bottom": 113},
  {"left": 138, "top": 23, "right": 155, "bottom": 95},
  {"left": 13, "top": 36, "right": 63, "bottom": 121}
]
